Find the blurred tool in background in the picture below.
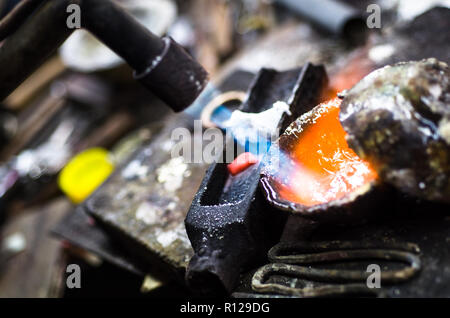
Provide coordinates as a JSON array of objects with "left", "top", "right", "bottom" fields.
[
  {"left": 275, "top": 0, "right": 368, "bottom": 44},
  {"left": 0, "top": 0, "right": 208, "bottom": 111},
  {"left": 60, "top": 0, "right": 178, "bottom": 73},
  {"left": 0, "top": 76, "right": 113, "bottom": 210}
]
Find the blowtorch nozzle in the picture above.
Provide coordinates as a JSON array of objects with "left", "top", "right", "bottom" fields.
[{"left": 134, "top": 37, "right": 209, "bottom": 113}]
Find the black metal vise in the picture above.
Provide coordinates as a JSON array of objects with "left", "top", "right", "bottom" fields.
[{"left": 185, "top": 63, "right": 328, "bottom": 295}]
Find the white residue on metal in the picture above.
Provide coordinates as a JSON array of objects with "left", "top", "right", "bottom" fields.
[
  {"left": 151, "top": 55, "right": 162, "bottom": 68},
  {"left": 116, "top": 188, "right": 129, "bottom": 200},
  {"left": 155, "top": 230, "right": 177, "bottom": 247},
  {"left": 135, "top": 201, "right": 161, "bottom": 225},
  {"left": 195, "top": 80, "right": 202, "bottom": 91},
  {"left": 167, "top": 201, "right": 177, "bottom": 210},
  {"left": 429, "top": 84, "right": 443, "bottom": 100},
  {"left": 186, "top": 70, "right": 204, "bottom": 92},
  {"left": 2, "top": 232, "right": 26, "bottom": 254},
  {"left": 223, "top": 101, "right": 291, "bottom": 144},
  {"left": 156, "top": 156, "right": 189, "bottom": 192},
  {"left": 438, "top": 117, "right": 450, "bottom": 144},
  {"left": 369, "top": 44, "right": 395, "bottom": 63},
  {"left": 122, "top": 159, "right": 150, "bottom": 179},
  {"left": 160, "top": 139, "right": 175, "bottom": 152},
  {"left": 15, "top": 120, "right": 74, "bottom": 178},
  {"left": 155, "top": 223, "right": 191, "bottom": 248}
]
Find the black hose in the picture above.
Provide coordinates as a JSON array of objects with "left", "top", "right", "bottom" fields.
[{"left": 0, "top": 0, "right": 44, "bottom": 41}]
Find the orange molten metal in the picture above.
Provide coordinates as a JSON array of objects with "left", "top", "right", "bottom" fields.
[{"left": 279, "top": 98, "right": 377, "bottom": 206}]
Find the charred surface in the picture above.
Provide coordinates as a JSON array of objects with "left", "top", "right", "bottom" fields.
[{"left": 340, "top": 59, "right": 450, "bottom": 203}]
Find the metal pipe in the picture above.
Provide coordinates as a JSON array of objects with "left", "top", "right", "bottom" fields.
[
  {"left": 81, "top": 0, "right": 165, "bottom": 73},
  {"left": 0, "top": 0, "right": 74, "bottom": 101},
  {"left": 276, "top": 0, "right": 367, "bottom": 43},
  {"left": 0, "top": 0, "right": 44, "bottom": 41},
  {"left": 0, "top": 0, "right": 208, "bottom": 112}
]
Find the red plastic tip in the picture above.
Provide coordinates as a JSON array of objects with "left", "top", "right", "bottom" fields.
[{"left": 227, "top": 152, "right": 259, "bottom": 176}]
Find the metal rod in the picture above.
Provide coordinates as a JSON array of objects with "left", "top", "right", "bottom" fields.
[
  {"left": 0, "top": 0, "right": 45, "bottom": 41},
  {"left": 276, "top": 0, "right": 367, "bottom": 43},
  {"left": 0, "top": 0, "right": 74, "bottom": 101},
  {"left": 251, "top": 241, "right": 421, "bottom": 297},
  {"left": 81, "top": 0, "right": 166, "bottom": 73},
  {"left": 0, "top": 0, "right": 208, "bottom": 111}
]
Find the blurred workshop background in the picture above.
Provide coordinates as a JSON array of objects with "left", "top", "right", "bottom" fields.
[{"left": 0, "top": 0, "right": 448, "bottom": 298}]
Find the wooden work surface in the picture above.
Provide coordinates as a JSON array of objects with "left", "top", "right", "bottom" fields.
[{"left": 0, "top": 198, "right": 71, "bottom": 298}]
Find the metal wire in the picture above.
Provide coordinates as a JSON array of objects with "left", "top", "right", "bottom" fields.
[{"left": 252, "top": 240, "right": 422, "bottom": 297}]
